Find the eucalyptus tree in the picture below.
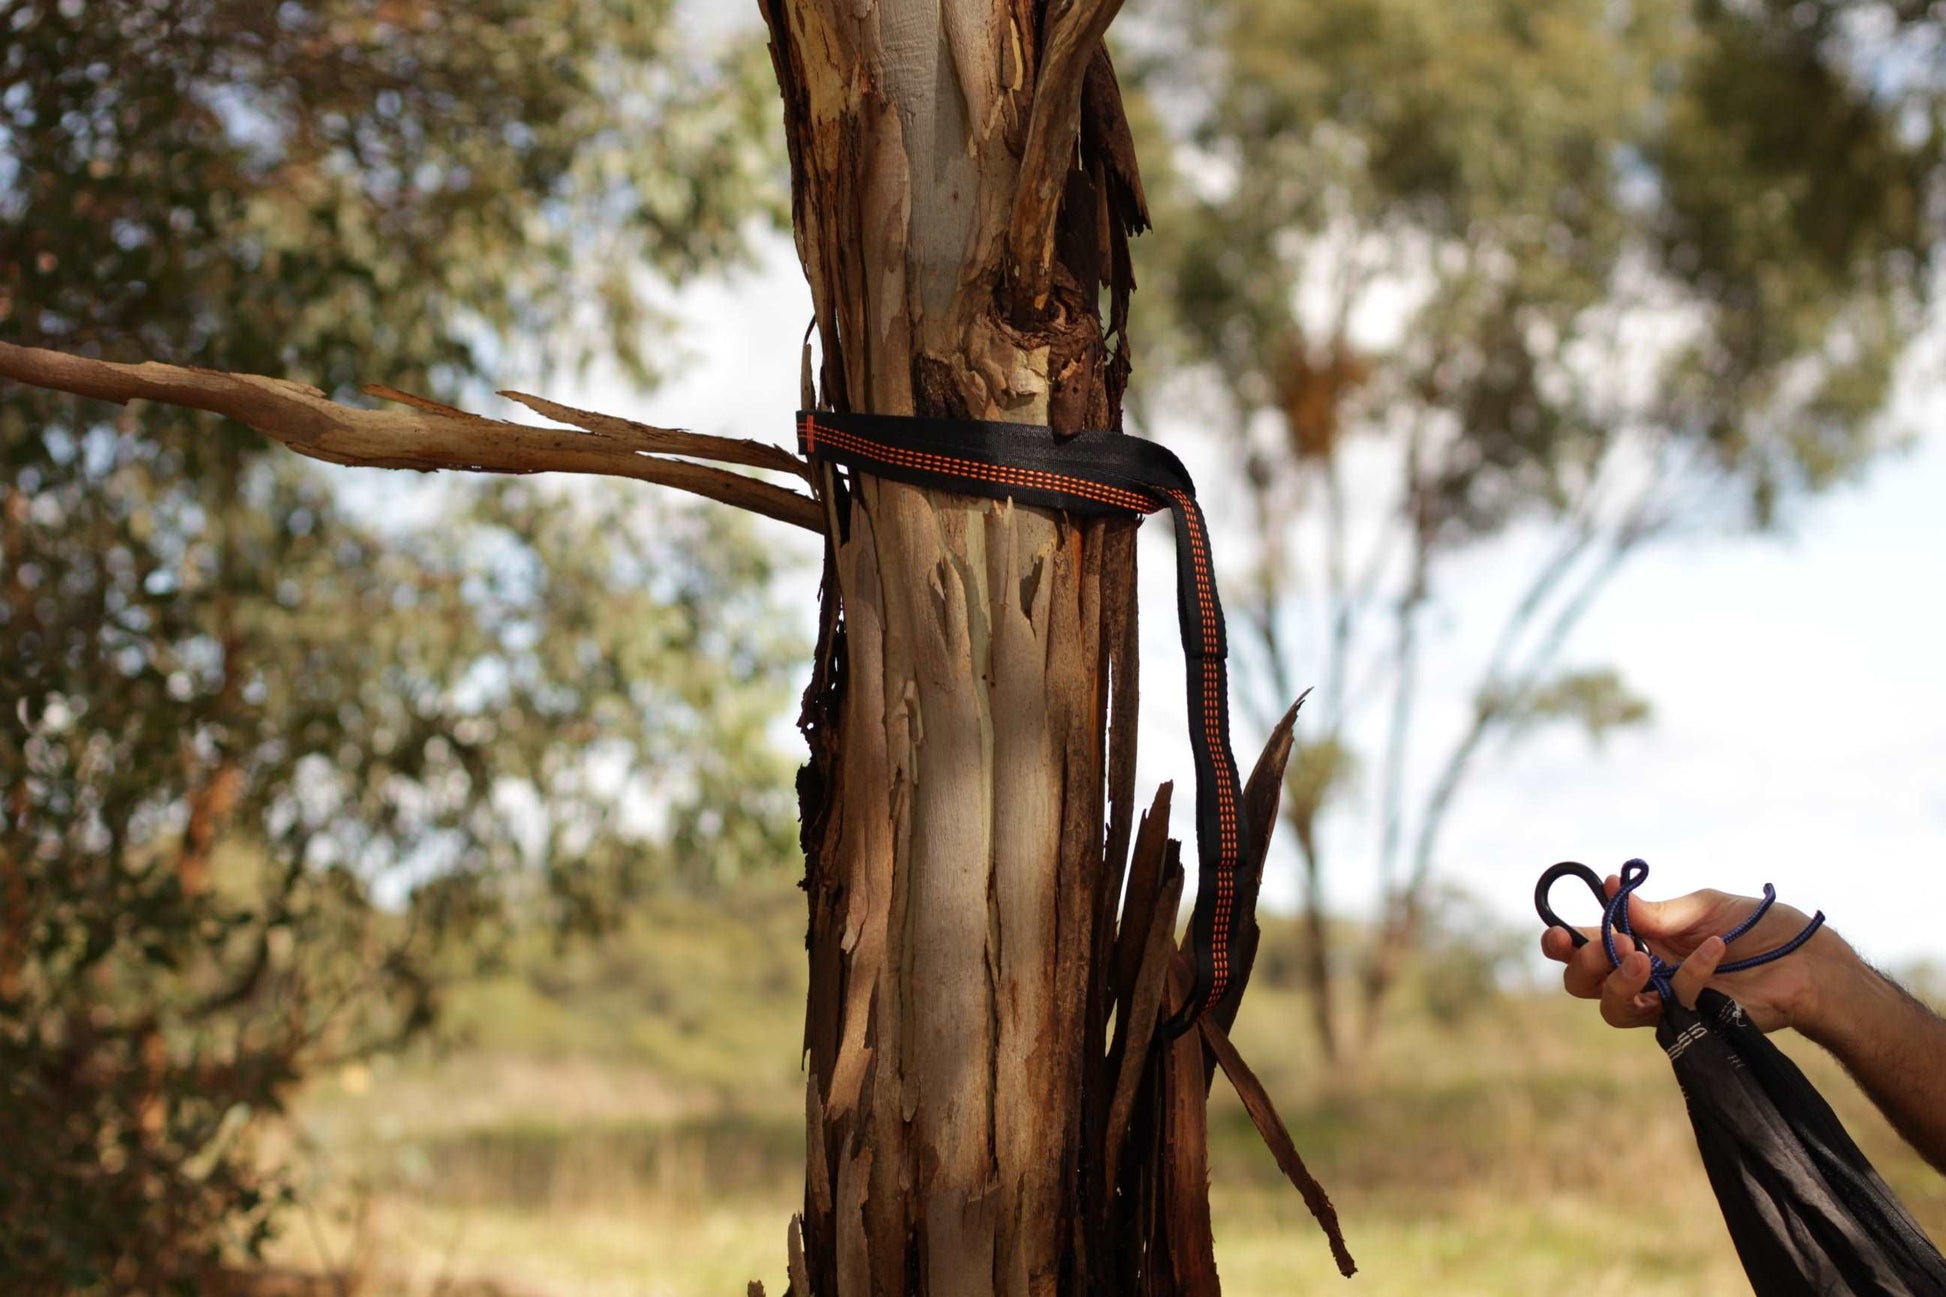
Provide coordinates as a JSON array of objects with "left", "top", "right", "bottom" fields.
[
  {"left": 0, "top": 2, "right": 795, "bottom": 1289},
  {"left": 1137, "top": 0, "right": 1944, "bottom": 1059}
]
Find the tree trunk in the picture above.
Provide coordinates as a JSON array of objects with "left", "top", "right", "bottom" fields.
[
  {"left": 765, "top": 3, "right": 1137, "bottom": 1291},
  {"left": 762, "top": 4, "right": 1343, "bottom": 1293},
  {"left": 1288, "top": 814, "right": 1341, "bottom": 1064}
]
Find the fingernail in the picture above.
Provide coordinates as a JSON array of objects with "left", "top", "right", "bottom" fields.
[{"left": 1699, "top": 935, "right": 1725, "bottom": 961}]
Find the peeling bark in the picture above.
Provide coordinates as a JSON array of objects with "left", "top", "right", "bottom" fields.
[
  {"left": 765, "top": 1, "right": 1127, "bottom": 1292},
  {"left": 766, "top": 0, "right": 1132, "bottom": 1290}
]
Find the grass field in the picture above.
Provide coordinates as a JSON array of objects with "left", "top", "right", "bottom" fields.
[{"left": 262, "top": 885, "right": 1946, "bottom": 1295}]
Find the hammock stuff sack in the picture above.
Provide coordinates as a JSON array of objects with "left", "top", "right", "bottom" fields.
[{"left": 1537, "top": 858, "right": 1946, "bottom": 1297}]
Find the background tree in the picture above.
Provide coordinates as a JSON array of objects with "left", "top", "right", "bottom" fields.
[
  {"left": 1133, "top": 0, "right": 1945, "bottom": 1061},
  {"left": 0, "top": 2, "right": 798, "bottom": 1289}
]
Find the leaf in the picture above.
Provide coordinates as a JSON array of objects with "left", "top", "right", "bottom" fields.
[
  {"left": 1486, "top": 667, "right": 1652, "bottom": 746},
  {"left": 1284, "top": 735, "right": 1360, "bottom": 821}
]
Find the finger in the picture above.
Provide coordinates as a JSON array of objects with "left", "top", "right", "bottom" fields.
[
  {"left": 1601, "top": 875, "right": 1716, "bottom": 960},
  {"left": 1603, "top": 873, "right": 1655, "bottom": 939},
  {"left": 1540, "top": 926, "right": 1589, "bottom": 964},
  {"left": 1599, "top": 950, "right": 1661, "bottom": 1028},
  {"left": 1671, "top": 935, "right": 1726, "bottom": 1009},
  {"left": 1564, "top": 927, "right": 1633, "bottom": 1000}
]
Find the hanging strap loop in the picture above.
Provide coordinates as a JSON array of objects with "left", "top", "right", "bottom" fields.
[
  {"left": 798, "top": 410, "right": 1250, "bottom": 1039},
  {"left": 1535, "top": 858, "right": 1826, "bottom": 1004}
]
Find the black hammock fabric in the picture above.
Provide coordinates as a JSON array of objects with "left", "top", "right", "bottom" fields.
[
  {"left": 797, "top": 409, "right": 1246, "bottom": 1039},
  {"left": 1538, "top": 860, "right": 1946, "bottom": 1297}
]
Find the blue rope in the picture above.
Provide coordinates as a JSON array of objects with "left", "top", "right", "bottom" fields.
[{"left": 1601, "top": 858, "right": 1826, "bottom": 1004}]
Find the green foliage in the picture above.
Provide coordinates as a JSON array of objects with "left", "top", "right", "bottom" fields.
[
  {"left": 0, "top": 2, "right": 792, "bottom": 1289},
  {"left": 1, "top": 0, "right": 780, "bottom": 387},
  {"left": 1402, "top": 885, "right": 1533, "bottom": 1027},
  {"left": 1650, "top": 1, "right": 1941, "bottom": 518},
  {"left": 1145, "top": 0, "right": 1939, "bottom": 532},
  {"left": 1283, "top": 733, "right": 1359, "bottom": 829},
  {"left": 1485, "top": 667, "right": 1652, "bottom": 747},
  {"left": 440, "top": 882, "right": 810, "bottom": 1098}
]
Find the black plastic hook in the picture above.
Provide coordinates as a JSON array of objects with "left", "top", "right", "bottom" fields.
[{"left": 1534, "top": 860, "right": 1608, "bottom": 950}]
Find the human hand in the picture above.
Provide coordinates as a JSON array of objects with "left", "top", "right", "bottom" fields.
[{"left": 1539, "top": 874, "right": 1845, "bottom": 1034}]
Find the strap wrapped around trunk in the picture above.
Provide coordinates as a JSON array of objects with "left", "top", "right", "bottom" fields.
[{"left": 798, "top": 410, "right": 1250, "bottom": 1038}]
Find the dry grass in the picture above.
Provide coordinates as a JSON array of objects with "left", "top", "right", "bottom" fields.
[{"left": 255, "top": 895, "right": 1946, "bottom": 1295}]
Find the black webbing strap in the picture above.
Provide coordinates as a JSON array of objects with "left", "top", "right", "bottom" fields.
[{"left": 797, "top": 409, "right": 1250, "bottom": 1039}]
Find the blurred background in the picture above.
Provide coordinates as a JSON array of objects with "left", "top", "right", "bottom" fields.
[{"left": 2, "top": 0, "right": 1942, "bottom": 1293}]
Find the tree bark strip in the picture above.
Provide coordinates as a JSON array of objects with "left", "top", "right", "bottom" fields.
[{"left": 1200, "top": 1020, "right": 1355, "bottom": 1278}]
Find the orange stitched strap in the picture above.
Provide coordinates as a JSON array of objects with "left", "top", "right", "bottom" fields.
[{"left": 802, "top": 415, "right": 1168, "bottom": 518}]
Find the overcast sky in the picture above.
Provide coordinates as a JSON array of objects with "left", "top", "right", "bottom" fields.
[{"left": 535, "top": 223, "right": 1946, "bottom": 974}]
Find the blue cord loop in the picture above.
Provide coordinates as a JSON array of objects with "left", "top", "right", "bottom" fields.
[{"left": 1539, "top": 858, "right": 1826, "bottom": 1005}]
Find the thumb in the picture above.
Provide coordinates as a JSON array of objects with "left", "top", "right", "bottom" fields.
[
  {"left": 1625, "top": 889, "right": 1721, "bottom": 942},
  {"left": 1671, "top": 935, "right": 1726, "bottom": 1010}
]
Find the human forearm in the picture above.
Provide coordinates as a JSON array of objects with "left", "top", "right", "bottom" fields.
[{"left": 1798, "top": 940, "right": 1946, "bottom": 1175}]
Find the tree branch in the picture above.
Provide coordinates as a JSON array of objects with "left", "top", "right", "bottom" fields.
[
  {"left": 1373, "top": 424, "right": 1432, "bottom": 906},
  {"left": 0, "top": 342, "right": 822, "bottom": 532},
  {"left": 1241, "top": 423, "right": 1300, "bottom": 733},
  {"left": 1008, "top": 0, "right": 1127, "bottom": 314},
  {"left": 496, "top": 390, "right": 809, "bottom": 479},
  {"left": 1320, "top": 451, "right": 1356, "bottom": 728},
  {"left": 1377, "top": 456, "right": 1671, "bottom": 983}
]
